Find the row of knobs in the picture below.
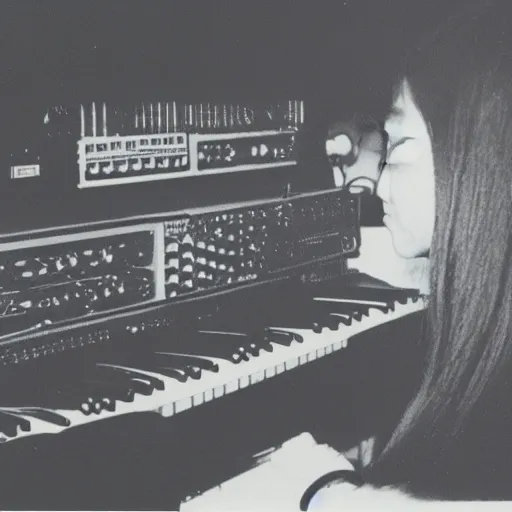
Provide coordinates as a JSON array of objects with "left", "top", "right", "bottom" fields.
[
  {"left": 0, "top": 243, "right": 150, "bottom": 286},
  {"left": 162, "top": 204, "right": 297, "bottom": 298},
  {"left": 197, "top": 139, "right": 293, "bottom": 169},
  {"left": 0, "top": 330, "right": 111, "bottom": 366},
  {"left": 86, "top": 155, "right": 189, "bottom": 177},
  {"left": 164, "top": 237, "right": 262, "bottom": 297},
  {"left": 6, "top": 272, "right": 153, "bottom": 317}
]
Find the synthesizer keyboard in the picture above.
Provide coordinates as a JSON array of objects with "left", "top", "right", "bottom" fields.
[{"left": 0, "top": 277, "right": 426, "bottom": 444}]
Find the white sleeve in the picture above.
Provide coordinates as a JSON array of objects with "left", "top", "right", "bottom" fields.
[{"left": 180, "top": 432, "right": 356, "bottom": 511}]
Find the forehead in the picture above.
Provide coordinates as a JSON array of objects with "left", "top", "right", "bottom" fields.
[{"left": 385, "top": 81, "right": 429, "bottom": 140}]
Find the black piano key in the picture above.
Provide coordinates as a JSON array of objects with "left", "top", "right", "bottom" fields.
[
  {"left": 103, "top": 349, "right": 190, "bottom": 373},
  {"left": 101, "top": 397, "right": 116, "bottom": 412},
  {"left": 197, "top": 316, "right": 275, "bottom": 356},
  {"left": 108, "top": 359, "right": 192, "bottom": 383},
  {"left": 100, "top": 351, "right": 200, "bottom": 382},
  {"left": 78, "top": 400, "right": 94, "bottom": 416},
  {"left": 82, "top": 379, "right": 136, "bottom": 403},
  {"left": 80, "top": 390, "right": 113, "bottom": 414},
  {"left": 311, "top": 274, "right": 420, "bottom": 304},
  {"left": 181, "top": 365, "right": 202, "bottom": 380},
  {"left": 312, "top": 299, "right": 376, "bottom": 317},
  {"left": 0, "top": 363, "right": 97, "bottom": 416},
  {"left": 91, "top": 401, "right": 103, "bottom": 414},
  {"left": 155, "top": 366, "right": 192, "bottom": 382},
  {"left": 265, "top": 310, "right": 324, "bottom": 330},
  {"left": 0, "top": 410, "right": 31, "bottom": 432},
  {"left": 196, "top": 331, "right": 254, "bottom": 361},
  {"left": 141, "top": 329, "right": 246, "bottom": 363},
  {"left": 338, "top": 286, "right": 412, "bottom": 305},
  {"left": 158, "top": 364, "right": 201, "bottom": 381},
  {"left": 313, "top": 313, "right": 351, "bottom": 332},
  {"left": 255, "top": 291, "right": 331, "bottom": 329},
  {"left": 196, "top": 315, "right": 264, "bottom": 338},
  {"left": 242, "top": 336, "right": 273, "bottom": 356},
  {"left": 81, "top": 393, "right": 110, "bottom": 415},
  {"left": 160, "top": 331, "right": 249, "bottom": 364},
  {"left": 251, "top": 339, "right": 274, "bottom": 354},
  {"left": 152, "top": 352, "right": 220, "bottom": 373},
  {"left": 263, "top": 328, "right": 302, "bottom": 346},
  {"left": 80, "top": 391, "right": 110, "bottom": 415},
  {"left": 95, "top": 363, "right": 165, "bottom": 391},
  {"left": 9, "top": 380, "right": 93, "bottom": 413},
  {"left": 0, "top": 411, "right": 25, "bottom": 437},
  {"left": 44, "top": 381, "right": 101, "bottom": 415},
  {"left": 11, "top": 407, "right": 71, "bottom": 427},
  {"left": 328, "top": 313, "right": 353, "bottom": 326},
  {"left": 87, "top": 366, "right": 154, "bottom": 396}
]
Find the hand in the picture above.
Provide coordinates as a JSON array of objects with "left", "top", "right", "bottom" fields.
[
  {"left": 180, "top": 432, "right": 355, "bottom": 511},
  {"left": 309, "top": 482, "right": 420, "bottom": 510}
]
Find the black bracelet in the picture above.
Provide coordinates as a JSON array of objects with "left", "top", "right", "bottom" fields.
[{"left": 299, "top": 469, "right": 365, "bottom": 511}]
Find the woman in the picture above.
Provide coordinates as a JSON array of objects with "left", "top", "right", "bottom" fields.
[
  {"left": 316, "top": 0, "right": 512, "bottom": 503},
  {"left": 182, "top": 1, "right": 512, "bottom": 508}
]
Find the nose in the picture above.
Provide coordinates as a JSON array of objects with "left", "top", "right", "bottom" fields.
[{"left": 376, "top": 165, "right": 391, "bottom": 203}]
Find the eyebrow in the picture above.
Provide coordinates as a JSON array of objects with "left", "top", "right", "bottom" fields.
[{"left": 387, "top": 136, "right": 415, "bottom": 154}]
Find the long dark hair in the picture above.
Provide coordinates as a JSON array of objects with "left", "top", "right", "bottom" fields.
[{"left": 363, "top": 0, "right": 512, "bottom": 498}]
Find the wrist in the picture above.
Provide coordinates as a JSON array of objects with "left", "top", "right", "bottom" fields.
[{"left": 300, "top": 469, "right": 365, "bottom": 511}]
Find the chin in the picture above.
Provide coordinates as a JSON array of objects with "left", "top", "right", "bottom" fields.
[{"left": 389, "top": 234, "right": 427, "bottom": 259}]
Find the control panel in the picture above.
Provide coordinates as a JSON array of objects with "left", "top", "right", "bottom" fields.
[
  {"left": 0, "top": 229, "right": 160, "bottom": 340},
  {"left": 41, "top": 101, "right": 304, "bottom": 188},
  {"left": 0, "top": 188, "right": 359, "bottom": 360}
]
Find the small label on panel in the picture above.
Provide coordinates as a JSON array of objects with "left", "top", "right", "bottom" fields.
[
  {"left": 165, "top": 217, "right": 190, "bottom": 236},
  {"left": 11, "top": 164, "right": 41, "bottom": 179}
]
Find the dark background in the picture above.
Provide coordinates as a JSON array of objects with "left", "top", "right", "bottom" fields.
[{"left": 0, "top": 0, "right": 466, "bottom": 103}]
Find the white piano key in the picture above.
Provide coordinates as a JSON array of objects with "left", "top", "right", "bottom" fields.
[
  {"left": 250, "top": 371, "right": 264, "bottom": 385},
  {"left": 239, "top": 375, "right": 250, "bottom": 389},
  {"left": 175, "top": 397, "right": 193, "bottom": 413},
  {"left": 265, "top": 366, "right": 276, "bottom": 378},
  {"left": 276, "top": 364, "right": 285, "bottom": 374},
  {"left": 285, "top": 359, "right": 299, "bottom": 371},
  {"left": 204, "top": 389, "right": 214, "bottom": 402},
  {"left": 192, "top": 393, "right": 204, "bottom": 407},
  {"left": 213, "top": 386, "right": 224, "bottom": 399},
  {"left": 159, "top": 403, "right": 175, "bottom": 417},
  {"left": 225, "top": 380, "right": 239, "bottom": 394}
]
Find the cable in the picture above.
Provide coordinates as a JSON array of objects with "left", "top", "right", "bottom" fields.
[
  {"left": 299, "top": 469, "right": 365, "bottom": 511},
  {"left": 345, "top": 176, "right": 378, "bottom": 195}
]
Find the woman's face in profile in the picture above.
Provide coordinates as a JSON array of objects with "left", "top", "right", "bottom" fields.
[{"left": 377, "top": 79, "right": 436, "bottom": 258}]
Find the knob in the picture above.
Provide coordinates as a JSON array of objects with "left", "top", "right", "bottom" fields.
[
  {"left": 88, "top": 162, "right": 100, "bottom": 175},
  {"left": 167, "top": 258, "right": 179, "bottom": 269}
]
